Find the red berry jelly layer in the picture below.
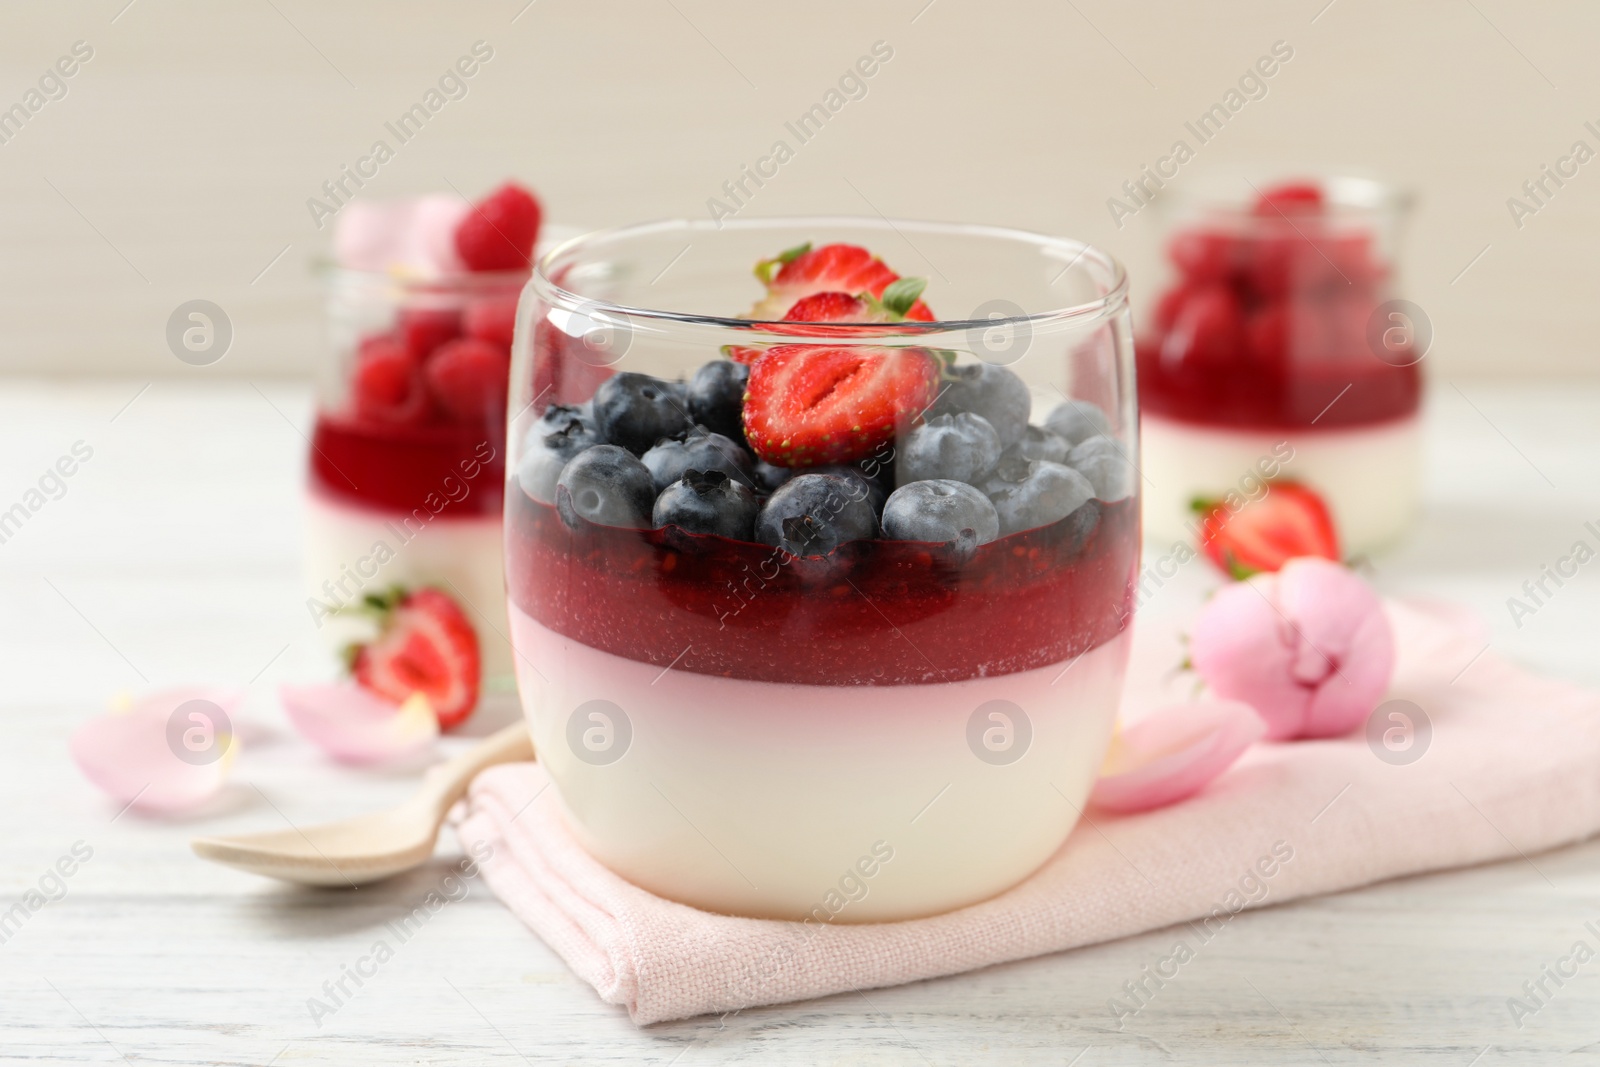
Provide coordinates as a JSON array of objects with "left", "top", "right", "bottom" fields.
[
  {"left": 1140, "top": 210, "right": 1422, "bottom": 430},
  {"left": 309, "top": 415, "right": 505, "bottom": 517},
  {"left": 1136, "top": 339, "right": 1421, "bottom": 430},
  {"left": 505, "top": 485, "right": 1138, "bottom": 687}
]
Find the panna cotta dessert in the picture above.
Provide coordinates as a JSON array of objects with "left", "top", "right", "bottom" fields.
[
  {"left": 304, "top": 181, "right": 545, "bottom": 726},
  {"left": 506, "top": 220, "right": 1142, "bottom": 921},
  {"left": 1138, "top": 178, "right": 1423, "bottom": 555}
]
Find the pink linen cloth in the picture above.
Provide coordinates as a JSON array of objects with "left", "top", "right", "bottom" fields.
[{"left": 451, "top": 600, "right": 1600, "bottom": 1025}]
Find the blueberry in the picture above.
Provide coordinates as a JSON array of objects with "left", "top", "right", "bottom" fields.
[
  {"left": 653, "top": 469, "right": 759, "bottom": 540},
  {"left": 1068, "top": 434, "right": 1137, "bottom": 501},
  {"left": 754, "top": 473, "right": 877, "bottom": 556},
  {"left": 518, "top": 410, "right": 605, "bottom": 504},
  {"left": 685, "top": 360, "right": 750, "bottom": 441},
  {"left": 930, "top": 364, "right": 1032, "bottom": 447},
  {"left": 555, "top": 444, "right": 655, "bottom": 529},
  {"left": 641, "top": 426, "right": 755, "bottom": 492},
  {"left": 535, "top": 402, "right": 598, "bottom": 438},
  {"left": 1011, "top": 424, "right": 1071, "bottom": 465},
  {"left": 882, "top": 479, "right": 1000, "bottom": 545},
  {"left": 1044, "top": 399, "right": 1111, "bottom": 446},
  {"left": 592, "top": 372, "right": 690, "bottom": 453},
  {"left": 752, "top": 459, "right": 794, "bottom": 493},
  {"left": 810, "top": 462, "right": 889, "bottom": 515},
  {"left": 984, "top": 459, "right": 1094, "bottom": 536},
  {"left": 898, "top": 413, "right": 1002, "bottom": 486}
]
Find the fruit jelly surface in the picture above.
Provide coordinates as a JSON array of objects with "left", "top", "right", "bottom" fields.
[{"left": 505, "top": 487, "right": 1138, "bottom": 687}]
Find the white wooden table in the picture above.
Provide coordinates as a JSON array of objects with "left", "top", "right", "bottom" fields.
[{"left": 2, "top": 379, "right": 1598, "bottom": 1065}]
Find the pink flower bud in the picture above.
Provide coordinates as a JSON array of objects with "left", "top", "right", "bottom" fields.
[{"left": 1189, "top": 557, "right": 1395, "bottom": 740}]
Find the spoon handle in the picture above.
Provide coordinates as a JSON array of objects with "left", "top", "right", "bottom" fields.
[{"left": 421, "top": 720, "right": 535, "bottom": 812}]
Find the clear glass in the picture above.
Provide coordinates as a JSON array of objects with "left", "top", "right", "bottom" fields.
[
  {"left": 506, "top": 217, "right": 1140, "bottom": 921},
  {"left": 1138, "top": 175, "right": 1424, "bottom": 554},
  {"left": 304, "top": 268, "right": 526, "bottom": 703}
]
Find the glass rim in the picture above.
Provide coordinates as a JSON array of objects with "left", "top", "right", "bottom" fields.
[
  {"left": 530, "top": 216, "right": 1130, "bottom": 336},
  {"left": 317, "top": 259, "right": 531, "bottom": 290},
  {"left": 1155, "top": 173, "right": 1417, "bottom": 228}
]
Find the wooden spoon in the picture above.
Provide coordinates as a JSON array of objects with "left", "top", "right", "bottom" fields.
[{"left": 191, "top": 721, "right": 533, "bottom": 887}]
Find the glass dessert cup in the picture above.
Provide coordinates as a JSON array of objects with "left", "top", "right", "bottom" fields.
[
  {"left": 506, "top": 218, "right": 1141, "bottom": 922},
  {"left": 305, "top": 268, "right": 524, "bottom": 700},
  {"left": 1137, "top": 176, "right": 1423, "bottom": 555}
]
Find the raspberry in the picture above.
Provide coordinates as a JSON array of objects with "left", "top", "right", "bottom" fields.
[
  {"left": 398, "top": 307, "right": 461, "bottom": 361},
  {"left": 454, "top": 182, "right": 542, "bottom": 272},
  {"left": 463, "top": 296, "right": 518, "bottom": 349},
  {"left": 424, "top": 338, "right": 510, "bottom": 423},
  {"left": 352, "top": 335, "right": 430, "bottom": 425}
]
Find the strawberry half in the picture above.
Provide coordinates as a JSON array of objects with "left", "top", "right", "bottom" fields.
[
  {"left": 1194, "top": 481, "right": 1341, "bottom": 579},
  {"left": 726, "top": 275, "right": 932, "bottom": 364},
  {"left": 748, "top": 242, "right": 935, "bottom": 321},
  {"left": 347, "top": 587, "right": 481, "bottom": 729},
  {"left": 742, "top": 344, "right": 939, "bottom": 466}
]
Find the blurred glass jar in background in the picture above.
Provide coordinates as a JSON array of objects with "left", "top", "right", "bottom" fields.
[
  {"left": 304, "top": 267, "right": 523, "bottom": 709},
  {"left": 1136, "top": 176, "right": 1424, "bottom": 555}
]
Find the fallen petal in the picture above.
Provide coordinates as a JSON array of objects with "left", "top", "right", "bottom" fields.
[
  {"left": 1090, "top": 700, "right": 1266, "bottom": 814},
  {"left": 280, "top": 684, "right": 438, "bottom": 764},
  {"left": 70, "top": 689, "right": 242, "bottom": 814}
]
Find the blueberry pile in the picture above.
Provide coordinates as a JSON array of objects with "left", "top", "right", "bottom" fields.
[{"left": 516, "top": 360, "right": 1135, "bottom": 556}]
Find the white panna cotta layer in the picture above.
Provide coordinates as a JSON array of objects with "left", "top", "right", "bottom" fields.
[
  {"left": 510, "top": 605, "right": 1130, "bottom": 922},
  {"left": 303, "top": 490, "right": 514, "bottom": 684},
  {"left": 1140, "top": 413, "right": 1422, "bottom": 556}
]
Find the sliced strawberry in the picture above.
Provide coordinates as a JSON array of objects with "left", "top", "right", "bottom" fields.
[
  {"left": 1194, "top": 481, "right": 1340, "bottom": 579},
  {"left": 352, "top": 335, "right": 431, "bottom": 425},
  {"left": 463, "top": 296, "right": 519, "bottom": 349},
  {"left": 731, "top": 277, "right": 930, "bottom": 363},
  {"left": 424, "top": 337, "right": 510, "bottom": 423},
  {"left": 455, "top": 182, "right": 543, "bottom": 272},
  {"left": 747, "top": 242, "right": 934, "bottom": 321},
  {"left": 742, "top": 345, "right": 939, "bottom": 466},
  {"left": 784, "top": 291, "right": 869, "bottom": 322},
  {"left": 349, "top": 587, "right": 480, "bottom": 729}
]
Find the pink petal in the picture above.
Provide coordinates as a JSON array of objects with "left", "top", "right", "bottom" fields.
[
  {"left": 334, "top": 199, "right": 417, "bottom": 273},
  {"left": 70, "top": 690, "right": 243, "bottom": 814},
  {"left": 405, "top": 194, "right": 470, "bottom": 276},
  {"left": 1189, "top": 576, "right": 1311, "bottom": 740},
  {"left": 1090, "top": 700, "right": 1266, "bottom": 813},
  {"left": 280, "top": 684, "right": 438, "bottom": 764}
]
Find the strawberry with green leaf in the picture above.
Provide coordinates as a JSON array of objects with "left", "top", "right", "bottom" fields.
[{"left": 1194, "top": 481, "right": 1341, "bottom": 579}]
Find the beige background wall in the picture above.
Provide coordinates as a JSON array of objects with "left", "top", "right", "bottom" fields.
[{"left": 0, "top": 0, "right": 1594, "bottom": 379}]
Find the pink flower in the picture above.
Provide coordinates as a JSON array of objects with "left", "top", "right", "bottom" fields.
[{"left": 1189, "top": 557, "right": 1395, "bottom": 741}]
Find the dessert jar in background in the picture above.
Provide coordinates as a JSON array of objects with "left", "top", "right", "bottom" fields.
[
  {"left": 1137, "top": 176, "right": 1424, "bottom": 555},
  {"left": 305, "top": 268, "right": 521, "bottom": 702},
  {"left": 506, "top": 218, "right": 1141, "bottom": 922},
  {"left": 302, "top": 182, "right": 559, "bottom": 729}
]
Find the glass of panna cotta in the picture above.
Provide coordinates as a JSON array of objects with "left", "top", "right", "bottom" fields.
[
  {"left": 505, "top": 218, "right": 1141, "bottom": 922},
  {"left": 305, "top": 267, "right": 525, "bottom": 704},
  {"left": 1138, "top": 176, "right": 1423, "bottom": 555}
]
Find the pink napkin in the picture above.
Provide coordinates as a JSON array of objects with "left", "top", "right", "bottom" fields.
[{"left": 451, "top": 600, "right": 1600, "bottom": 1025}]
